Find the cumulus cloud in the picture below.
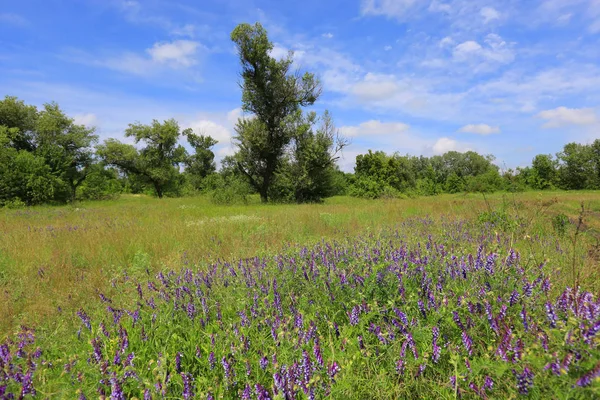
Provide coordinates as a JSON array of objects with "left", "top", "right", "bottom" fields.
[
  {"left": 480, "top": 7, "right": 500, "bottom": 23},
  {"left": 536, "top": 107, "right": 598, "bottom": 128},
  {"left": 351, "top": 73, "right": 400, "bottom": 101},
  {"left": 322, "top": 32, "right": 334, "bottom": 39},
  {"left": 458, "top": 124, "right": 500, "bottom": 135},
  {"left": 147, "top": 40, "right": 200, "bottom": 67},
  {"left": 64, "top": 39, "right": 204, "bottom": 78},
  {"left": 361, "top": 0, "right": 418, "bottom": 19},
  {"left": 338, "top": 120, "right": 410, "bottom": 137},
  {"left": 185, "top": 119, "right": 232, "bottom": 143},
  {"left": 439, "top": 36, "right": 454, "bottom": 47},
  {"left": 431, "top": 137, "right": 470, "bottom": 154},
  {"left": 453, "top": 34, "right": 514, "bottom": 65},
  {"left": 73, "top": 113, "right": 98, "bottom": 127}
]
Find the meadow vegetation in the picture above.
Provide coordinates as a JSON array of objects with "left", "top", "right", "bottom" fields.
[{"left": 1, "top": 191, "right": 600, "bottom": 398}]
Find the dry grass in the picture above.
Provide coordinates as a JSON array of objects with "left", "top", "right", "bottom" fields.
[{"left": 0, "top": 191, "right": 599, "bottom": 337}]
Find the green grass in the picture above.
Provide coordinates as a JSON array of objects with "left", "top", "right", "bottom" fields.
[
  {"left": 1, "top": 191, "right": 599, "bottom": 398},
  {"left": 1, "top": 191, "right": 599, "bottom": 338}
]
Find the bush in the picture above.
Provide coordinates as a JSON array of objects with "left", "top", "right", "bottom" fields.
[
  {"left": 210, "top": 177, "right": 252, "bottom": 205},
  {"left": 348, "top": 176, "right": 385, "bottom": 199},
  {"left": 552, "top": 213, "right": 570, "bottom": 237}
]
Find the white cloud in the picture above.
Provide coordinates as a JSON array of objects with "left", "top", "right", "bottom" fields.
[
  {"left": 453, "top": 34, "right": 515, "bottom": 67},
  {"left": 536, "top": 107, "right": 598, "bottom": 128},
  {"left": 0, "top": 13, "right": 28, "bottom": 26},
  {"left": 361, "top": 0, "right": 418, "bottom": 19},
  {"left": 147, "top": 40, "right": 200, "bottom": 67},
  {"left": 431, "top": 137, "right": 470, "bottom": 154},
  {"left": 185, "top": 119, "right": 232, "bottom": 143},
  {"left": 227, "top": 108, "right": 243, "bottom": 125},
  {"left": 64, "top": 39, "right": 204, "bottom": 78},
  {"left": 453, "top": 41, "right": 482, "bottom": 57},
  {"left": 458, "top": 124, "right": 500, "bottom": 135},
  {"left": 384, "top": 45, "right": 392, "bottom": 51},
  {"left": 439, "top": 36, "right": 454, "bottom": 47},
  {"left": 170, "top": 24, "right": 197, "bottom": 38},
  {"left": 428, "top": 1, "right": 452, "bottom": 13},
  {"left": 338, "top": 120, "right": 410, "bottom": 137},
  {"left": 270, "top": 44, "right": 291, "bottom": 60},
  {"left": 351, "top": 73, "right": 400, "bottom": 101},
  {"left": 73, "top": 113, "right": 98, "bottom": 127},
  {"left": 480, "top": 7, "right": 500, "bottom": 23},
  {"left": 322, "top": 32, "right": 334, "bottom": 39}
]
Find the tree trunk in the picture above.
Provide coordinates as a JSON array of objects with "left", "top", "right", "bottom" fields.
[
  {"left": 153, "top": 181, "right": 163, "bottom": 198},
  {"left": 259, "top": 187, "right": 268, "bottom": 203}
]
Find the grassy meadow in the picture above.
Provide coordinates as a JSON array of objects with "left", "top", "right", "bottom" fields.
[{"left": 1, "top": 192, "right": 599, "bottom": 398}]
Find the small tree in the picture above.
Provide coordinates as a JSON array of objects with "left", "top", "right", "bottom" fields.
[
  {"left": 231, "top": 22, "right": 322, "bottom": 203},
  {"left": 97, "top": 119, "right": 187, "bottom": 198},
  {"left": 274, "top": 111, "right": 347, "bottom": 203},
  {"left": 184, "top": 133, "right": 217, "bottom": 190}
]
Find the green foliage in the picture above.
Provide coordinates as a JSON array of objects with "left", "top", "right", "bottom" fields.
[
  {"left": 348, "top": 175, "right": 387, "bottom": 199},
  {"left": 529, "top": 154, "right": 558, "bottom": 190},
  {"left": 97, "top": 119, "right": 187, "bottom": 198},
  {"left": 231, "top": 22, "right": 322, "bottom": 203},
  {"left": 557, "top": 142, "right": 597, "bottom": 190},
  {"left": 270, "top": 111, "right": 347, "bottom": 203},
  {"left": 185, "top": 133, "right": 218, "bottom": 190},
  {"left": 552, "top": 213, "right": 570, "bottom": 237},
  {"left": 465, "top": 168, "right": 505, "bottom": 193},
  {"left": 0, "top": 97, "right": 97, "bottom": 205},
  {"left": 77, "top": 164, "right": 122, "bottom": 200},
  {"left": 209, "top": 176, "right": 252, "bottom": 205},
  {"left": 445, "top": 172, "right": 465, "bottom": 193}
]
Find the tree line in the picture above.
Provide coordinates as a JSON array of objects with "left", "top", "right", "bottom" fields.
[{"left": 1, "top": 22, "right": 599, "bottom": 207}]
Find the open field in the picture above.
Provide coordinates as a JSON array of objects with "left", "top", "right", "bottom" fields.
[{"left": 1, "top": 192, "right": 600, "bottom": 398}]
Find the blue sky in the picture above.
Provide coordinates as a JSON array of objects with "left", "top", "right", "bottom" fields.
[{"left": 1, "top": 0, "right": 600, "bottom": 171}]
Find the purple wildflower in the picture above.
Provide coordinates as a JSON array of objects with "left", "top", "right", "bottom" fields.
[
  {"left": 484, "top": 376, "right": 494, "bottom": 391},
  {"left": 461, "top": 331, "right": 473, "bottom": 356},
  {"left": 222, "top": 356, "right": 233, "bottom": 382},
  {"left": 91, "top": 337, "right": 103, "bottom": 363},
  {"left": 175, "top": 352, "right": 182, "bottom": 372},
  {"left": 545, "top": 302, "right": 557, "bottom": 328},
  {"left": 349, "top": 306, "right": 360, "bottom": 326},
  {"left": 208, "top": 352, "right": 215, "bottom": 370},
  {"left": 302, "top": 350, "right": 312, "bottom": 383},
  {"left": 21, "top": 370, "right": 36, "bottom": 397},
  {"left": 109, "top": 374, "right": 125, "bottom": 400},
  {"left": 513, "top": 367, "right": 534, "bottom": 394},
  {"left": 181, "top": 372, "right": 193, "bottom": 399},
  {"left": 255, "top": 383, "right": 271, "bottom": 400},
  {"left": 395, "top": 359, "right": 405, "bottom": 376},
  {"left": 328, "top": 361, "right": 341, "bottom": 381},
  {"left": 520, "top": 306, "right": 529, "bottom": 332},
  {"left": 260, "top": 356, "right": 269, "bottom": 370},
  {"left": 242, "top": 384, "right": 252, "bottom": 400},
  {"left": 509, "top": 290, "right": 519, "bottom": 306},
  {"left": 576, "top": 362, "right": 600, "bottom": 387},
  {"left": 313, "top": 341, "right": 324, "bottom": 368},
  {"left": 77, "top": 309, "right": 92, "bottom": 331}
]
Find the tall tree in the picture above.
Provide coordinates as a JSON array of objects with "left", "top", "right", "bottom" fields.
[
  {"left": 230, "top": 22, "right": 322, "bottom": 203},
  {"left": 97, "top": 119, "right": 188, "bottom": 198},
  {"left": 0, "top": 97, "right": 97, "bottom": 203},
  {"left": 35, "top": 103, "right": 98, "bottom": 200}
]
